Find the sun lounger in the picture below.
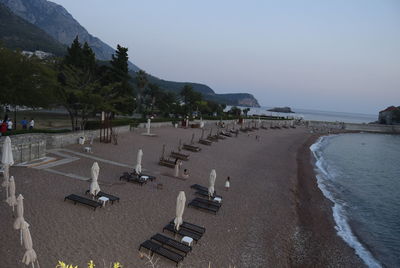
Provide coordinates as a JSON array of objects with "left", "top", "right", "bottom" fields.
[
  {"left": 182, "top": 144, "right": 201, "bottom": 152},
  {"left": 188, "top": 200, "right": 219, "bottom": 214},
  {"left": 85, "top": 190, "right": 120, "bottom": 204},
  {"left": 151, "top": 233, "right": 192, "bottom": 256},
  {"left": 119, "top": 172, "right": 147, "bottom": 186},
  {"left": 163, "top": 223, "right": 202, "bottom": 242},
  {"left": 190, "top": 184, "right": 208, "bottom": 192},
  {"left": 193, "top": 197, "right": 222, "bottom": 208},
  {"left": 169, "top": 220, "right": 206, "bottom": 235},
  {"left": 198, "top": 139, "right": 212, "bottom": 145},
  {"left": 170, "top": 151, "right": 189, "bottom": 161},
  {"left": 139, "top": 240, "right": 184, "bottom": 267},
  {"left": 207, "top": 135, "right": 219, "bottom": 142},
  {"left": 195, "top": 189, "right": 222, "bottom": 199},
  {"left": 64, "top": 194, "right": 102, "bottom": 210},
  {"left": 159, "top": 159, "right": 176, "bottom": 168},
  {"left": 220, "top": 131, "right": 232, "bottom": 137},
  {"left": 131, "top": 171, "right": 157, "bottom": 181}
]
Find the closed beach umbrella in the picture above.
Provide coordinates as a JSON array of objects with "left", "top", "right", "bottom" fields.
[
  {"left": 208, "top": 169, "right": 217, "bottom": 197},
  {"left": 174, "top": 191, "right": 186, "bottom": 230},
  {"left": 14, "top": 194, "right": 25, "bottom": 245},
  {"left": 2, "top": 136, "right": 14, "bottom": 199},
  {"left": 135, "top": 149, "right": 143, "bottom": 174},
  {"left": 21, "top": 221, "right": 38, "bottom": 267},
  {"left": 89, "top": 162, "right": 101, "bottom": 196},
  {"left": 7, "top": 176, "right": 17, "bottom": 211}
]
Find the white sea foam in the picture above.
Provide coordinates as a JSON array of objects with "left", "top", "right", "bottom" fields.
[{"left": 310, "top": 136, "right": 382, "bottom": 268}]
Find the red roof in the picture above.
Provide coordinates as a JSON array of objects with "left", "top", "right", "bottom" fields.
[{"left": 380, "top": 106, "right": 398, "bottom": 113}]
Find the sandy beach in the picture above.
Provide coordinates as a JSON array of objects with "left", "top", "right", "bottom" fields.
[{"left": 0, "top": 125, "right": 364, "bottom": 267}]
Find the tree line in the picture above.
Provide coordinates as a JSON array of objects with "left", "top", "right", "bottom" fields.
[{"left": 0, "top": 37, "right": 228, "bottom": 131}]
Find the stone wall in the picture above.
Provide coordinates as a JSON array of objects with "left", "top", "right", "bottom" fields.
[
  {"left": 0, "top": 134, "right": 46, "bottom": 164},
  {"left": 307, "top": 120, "right": 400, "bottom": 134}
]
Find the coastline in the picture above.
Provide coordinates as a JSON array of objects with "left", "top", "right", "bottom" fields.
[{"left": 292, "top": 133, "right": 366, "bottom": 267}]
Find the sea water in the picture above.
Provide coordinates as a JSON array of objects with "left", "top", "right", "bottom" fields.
[
  {"left": 225, "top": 106, "right": 377, "bottom": 123},
  {"left": 311, "top": 133, "right": 400, "bottom": 268}
]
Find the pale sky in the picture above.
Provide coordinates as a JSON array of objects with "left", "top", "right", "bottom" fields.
[{"left": 51, "top": 0, "right": 400, "bottom": 114}]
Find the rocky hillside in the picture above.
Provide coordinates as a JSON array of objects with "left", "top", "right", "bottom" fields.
[
  {"left": 0, "top": 3, "right": 66, "bottom": 55},
  {"left": 1, "top": 0, "right": 260, "bottom": 107},
  {"left": 0, "top": 0, "right": 140, "bottom": 71}
]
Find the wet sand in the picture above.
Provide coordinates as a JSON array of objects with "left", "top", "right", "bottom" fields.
[{"left": 0, "top": 125, "right": 364, "bottom": 267}]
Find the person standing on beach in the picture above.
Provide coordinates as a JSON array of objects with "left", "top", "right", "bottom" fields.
[
  {"left": 0, "top": 120, "right": 6, "bottom": 136},
  {"left": 225, "top": 176, "right": 230, "bottom": 191},
  {"left": 29, "top": 118, "right": 35, "bottom": 130},
  {"left": 21, "top": 118, "right": 28, "bottom": 129}
]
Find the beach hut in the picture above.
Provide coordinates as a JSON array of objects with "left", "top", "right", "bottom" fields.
[
  {"left": 89, "top": 162, "right": 101, "bottom": 196},
  {"left": 174, "top": 191, "right": 186, "bottom": 230},
  {"left": 2, "top": 136, "right": 14, "bottom": 199},
  {"left": 135, "top": 149, "right": 143, "bottom": 174},
  {"left": 208, "top": 169, "right": 217, "bottom": 197}
]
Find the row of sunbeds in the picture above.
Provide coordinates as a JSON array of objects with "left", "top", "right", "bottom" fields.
[
  {"left": 64, "top": 190, "right": 120, "bottom": 210},
  {"left": 139, "top": 220, "right": 206, "bottom": 266}
]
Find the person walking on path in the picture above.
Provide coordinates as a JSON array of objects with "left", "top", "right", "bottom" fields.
[
  {"left": 21, "top": 118, "right": 28, "bottom": 130},
  {"left": 29, "top": 118, "right": 34, "bottom": 130},
  {"left": 7, "top": 119, "right": 13, "bottom": 131},
  {"left": 225, "top": 176, "right": 230, "bottom": 191},
  {"left": 0, "top": 121, "right": 6, "bottom": 136}
]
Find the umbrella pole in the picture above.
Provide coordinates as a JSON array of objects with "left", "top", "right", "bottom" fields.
[{"left": 20, "top": 229, "right": 22, "bottom": 245}]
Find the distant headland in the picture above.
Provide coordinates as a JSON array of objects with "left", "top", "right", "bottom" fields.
[{"left": 267, "top": 107, "right": 294, "bottom": 113}]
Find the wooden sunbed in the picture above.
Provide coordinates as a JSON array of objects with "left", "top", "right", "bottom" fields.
[
  {"left": 163, "top": 223, "right": 202, "bottom": 242},
  {"left": 131, "top": 171, "right": 157, "bottom": 181},
  {"left": 182, "top": 144, "right": 201, "bottom": 152},
  {"left": 193, "top": 197, "right": 222, "bottom": 208},
  {"left": 169, "top": 220, "right": 206, "bottom": 235},
  {"left": 198, "top": 139, "right": 212, "bottom": 145},
  {"left": 119, "top": 172, "right": 147, "bottom": 186},
  {"left": 188, "top": 200, "right": 219, "bottom": 214},
  {"left": 139, "top": 240, "right": 184, "bottom": 267},
  {"left": 170, "top": 151, "right": 189, "bottom": 161},
  {"left": 159, "top": 159, "right": 176, "bottom": 168},
  {"left": 190, "top": 184, "right": 208, "bottom": 192},
  {"left": 85, "top": 190, "right": 120, "bottom": 204},
  {"left": 64, "top": 194, "right": 102, "bottom": 210},
  {"left": 151, "top": 233, "right": 192, "bottom": 256},
  {"left": 195, "top": 189, "right": 222, "bottom": 200}
]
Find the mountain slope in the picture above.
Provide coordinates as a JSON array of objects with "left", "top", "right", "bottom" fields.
[
  {"left": 0, "top": 0, "right": 140, "bottom": 71},
  {"left": 2, "top": 0, "right": 260, "bottom": 107},
  {"left": 0, "top": 3, "right": 66, "bottom": 55}
]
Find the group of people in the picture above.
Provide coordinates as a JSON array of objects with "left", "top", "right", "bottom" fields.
[{"left": 0, "top": 117, "right": 35, "bottom": 136}]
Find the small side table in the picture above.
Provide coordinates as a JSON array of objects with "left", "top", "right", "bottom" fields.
[
  {"left": 213, "top": 197, "right": 222, "bottom": 203},
  {"left": 181, "top": 236, "right": 193, "bottom": 246},
  {"left": 98, "top": 196, "right": 109, "bottom": 207}
]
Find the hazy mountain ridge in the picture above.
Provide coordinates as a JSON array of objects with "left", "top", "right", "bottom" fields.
[
  {"left": 0, "top": 3, "right": 66, "bottom": 55},
  {"left": 1, "top": 0, "right": 260, "bottom": 107}
]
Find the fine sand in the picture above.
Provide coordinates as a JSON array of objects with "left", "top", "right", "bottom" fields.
[{"left": 0, "top": 125, "right": 364, "bottom": 267}]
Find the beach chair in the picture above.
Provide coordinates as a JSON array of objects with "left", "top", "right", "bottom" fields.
[
  {"left": 85, "top": 190, "right": 120, "bottom": 204},
  {"left": 159, "top": 159, "right": 176, "bottom": 168},
  {"left": 151, "top": 233, "right": 192, "bottom": 256},
  {"left": 194, "top": 190, "right": 222, "bottom": 200},
  {"left": 193, "top": 197, "right": 222, "bottom": 208},
  {"left": 188, "top": 200, "right": 219, "bottom": 214},
  {"left": 131, "top": 170, "right": 157, "bottom": 181},
  {"left": 64, "top": 194, "right": 102, "bottom": 210},
  {"left": 139, "top": 240, "right": 184, "bottom": 267},
  {"left": 190, "top": 184, "right": 208, "bottom": 192},
  {"left": 169, "top": 220, "right": 206, "bottom": 235},
  {"left": 170, "top": 151, "right": 190, "bottom": 161},
  {"left": 162, "top": 223, "right": 202, "bottom": 242},
  {"left": 119, "top": 172, "right": 147, "bottom": 186},
  {"left": 182, "top": 144, "right": 201, "bottom": 152}
]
